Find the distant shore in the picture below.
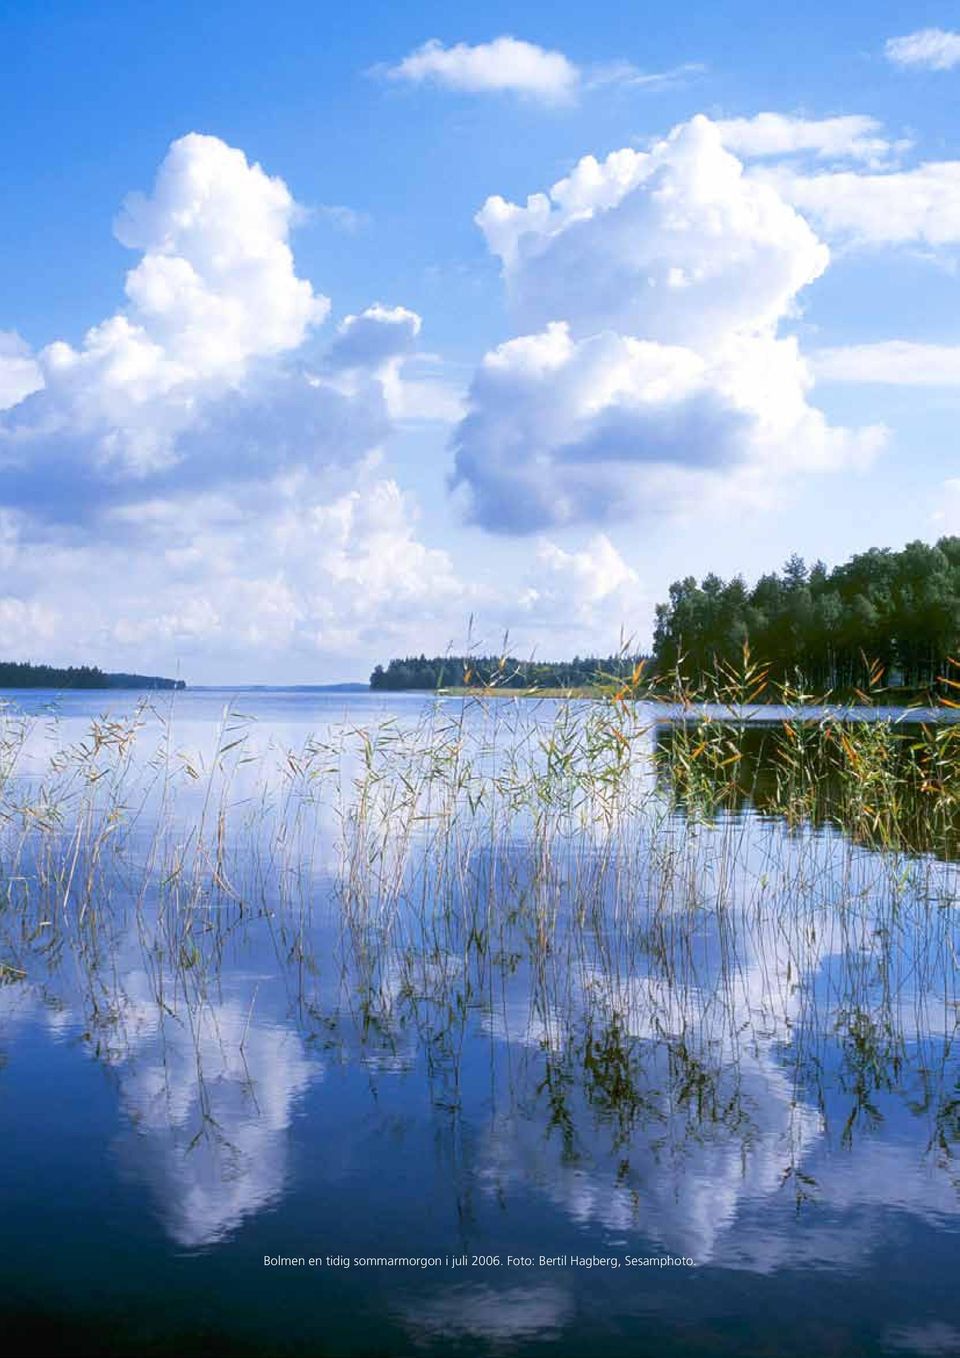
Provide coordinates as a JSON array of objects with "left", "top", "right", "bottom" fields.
[{"left": 0, "top": 661, "right": 185, "bottom": 690}]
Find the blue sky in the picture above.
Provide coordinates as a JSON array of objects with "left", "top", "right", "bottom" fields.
[{"left": 1, "top": 1, "right": 958, "bottom": 680}]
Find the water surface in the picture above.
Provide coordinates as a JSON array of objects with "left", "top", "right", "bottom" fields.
[{"left": 0, "top": 688, "right": 958, "bottom": 1356}]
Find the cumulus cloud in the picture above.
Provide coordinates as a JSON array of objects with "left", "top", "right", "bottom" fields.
[
  {"left": 2, "top": 133, "right": 333, "bottom": 486},
  {"left": 0, "top": 466, "right": 651, "bottom": 674},
  {"left": 529, "top": 533, "right": 637, "bottom": 604},
  {"left": 324, "top": 305, "right": 465, "bottom": 425},
  {"left": 326, "top": 303, "right": 421, "bottom": 375},
  {"left": 518, "top": 534, "right": 642, "bottom": 635},
  {"left": 0, "top": 473, "right": 466, "bottom": 669},
  {"left": 453, "top": 323, "right": 752, "bottom": 530},
  {"left": 0, "top": 332, "right": 43, "bottom": 412},
  {"left": 0, "top": 127, "right": 634, "bottom": 675},
  {"left": 384, "top": 36, "right": 579, "bottom": 105},
  {"left": 114, "top": 133, "right": 327, "bottom": 366},
  {"left": 0, "top": 591, "right": 58, "bottom": 654},
  {"left": 0, "top": 134, "right": 487, "bottom": 673},
  {"left": 476, "top": 116, "right": 829, "bottom": 345},
  {"left": 814, "top": 341, "right": 960, "bottom": 386},
  {"left": 454, "top": 116, "right": 882, "bottom": 532},
  {"left": 385, "top": 360, "right": 467, "bottom": 424},
  {"left": 716, "top": 112, "right": 901, "bottom": 165},
  {"left": 2, "top": 347, "right": 400, "bottom": 523},
  {"left": 766, "top": 159, "right": 960, "bottom": 246},
  {"left": 1, "top": 165, "right": 456, "bottom": 521},
  {"left": 885, "top": 28, "right": 960, "bottom": 71}
]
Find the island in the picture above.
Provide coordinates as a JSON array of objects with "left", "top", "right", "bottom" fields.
[{"left": 0, "top": 661, "right": 186, "bottom": 690}]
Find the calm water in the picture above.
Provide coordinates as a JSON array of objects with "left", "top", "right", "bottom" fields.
[{"left": 1, "top": 688, "right": 959, "bottom": 1357}]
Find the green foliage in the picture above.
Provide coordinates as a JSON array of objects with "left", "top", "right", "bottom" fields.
[
  {"left": 652, "top": 537, "right": 960, "bottom": 694},
  {"left": 370, "top": 652, "right": 645, "bottom": 692}
]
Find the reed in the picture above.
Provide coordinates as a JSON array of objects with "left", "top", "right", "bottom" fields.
[{"left": 1, "top": 667, "right": 958, "bottom": 1213}]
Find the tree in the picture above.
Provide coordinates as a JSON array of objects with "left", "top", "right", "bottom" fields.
[{"left": 651, "top": 537, "right": 960, "bottom": 695}]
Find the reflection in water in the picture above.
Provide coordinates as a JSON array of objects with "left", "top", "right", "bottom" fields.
[
  {"left": 886, "top": 1323, "right": 960, "bottom": 1356},
  {"left": 654, "top": 718, "right": 960, "bottom": 859},
  {"left": 407, "top": 1285, "right": 574, "bottom": 1345},
  {"left": 1, "top": 693, "right": 959, "bottom": 1352},
  {"left": 116, "top": 992, "right": 316, "bottom": 1248},
  {"left": 1, "top": 946, "right": 318, "bottom": 1249}
]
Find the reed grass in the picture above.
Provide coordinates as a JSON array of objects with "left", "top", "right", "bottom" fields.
[{"left": 1, "top": 660, "right": 959, "bottom": 1205}]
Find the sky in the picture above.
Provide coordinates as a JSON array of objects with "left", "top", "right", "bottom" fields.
[{"left": 1, "top": 0, "right": 959, "bottom": 683}]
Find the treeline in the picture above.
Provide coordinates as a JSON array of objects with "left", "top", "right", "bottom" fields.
[
  {"left": 652, "top": 537, "right": 960, "bottom": 693},
  {"left": 370, "top": 654, "right": 644, "bottom": 691},
  {"left": 0, "top": 662, "right": 186, "bottom": 690}
]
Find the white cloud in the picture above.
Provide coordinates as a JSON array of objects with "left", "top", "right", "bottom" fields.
[
  {"left": 532, "top": 533, "right": 637, "bottom": 605},
  {"left": 0, "top": 473, "right": 466, "bottom": 667},
  {"left": 585, "top": 59, "right": 706, "bottom": 93},
  {"left": 0, "top": 131, "right": 652, "bottom": 674},
  {"left": 814, "top": 341, "right": 960, "bottom": 386},
  {"left": 114, "top": 132, "right": 327, "bottom": 366},
  {"left": 384, "top": 36, "right": 579, "bottom": 105},
  {"left": 716, "top": 112, "right": 901, "bottom": 165},
  {"left": 0, "top": 136, "right": 462, "bottom": 521},
  {"left": 0, "top": 125, "right": 713, "bottom": 680},
  {"left": 0, "top": 135, "right": 486, "bottom": 673},
  {"left": 0, "top": 332, "right": 43, "bottom": 411},
  {"left": 885, "top": 28, "right": 960, "bottom": 71},
  {"left": 382, "top": 37, "right": 702, "bottom": 106},
  {"left": 316, "top": 203, "right": 372, "bottom": 234},
  {"left": 0, "top": 469, "right": 653, "bottom": 675},
  {"left": 765, "top": 160, "right": 960, "bottom": 246},
  {"left": 0, "top": 593, "right": 58, "bottom": 653},
  {"left": 326, "top": 303, "right": 421, "bottom": 374},
  {"left": 453, "top": 323, "right": 879, "bottom": 531},
  {"left": 518, "top": 534, "right": 643, "bottom": 636},
  {"left": 455, "top": 116, "right": 881, "bottom": 532},
  {"left": 452, "top": 322, "right": 745, "bottom": 530},
  {"left": 476, "top": 116, "right": 830, "bottom": 346},
  {"left": 324, "top": 305, "right": 464, "bottom": 424},
  {"left": 385, "top": 364, "right": 466, "bottom": 424},
  {"left": 3, "top": 133, "right": 330, "bottom": 481}
]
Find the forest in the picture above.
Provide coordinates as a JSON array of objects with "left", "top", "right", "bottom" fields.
[
  {"left": 0, "top": 662, "right": 186, "bottom": 690},
  {"left": 369, "top": 653, "right": 643, "bottom": 691},
  {"left": 372, "top": 538, "right": 960, "bottom": 698},
  {"left": 652, "top": 537, "right": 960, "bottom": 693}
]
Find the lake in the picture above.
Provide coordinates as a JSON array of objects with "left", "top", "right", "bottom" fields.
[{"left": 1, "top": 687, "right": 958, "bottom": 1356}]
